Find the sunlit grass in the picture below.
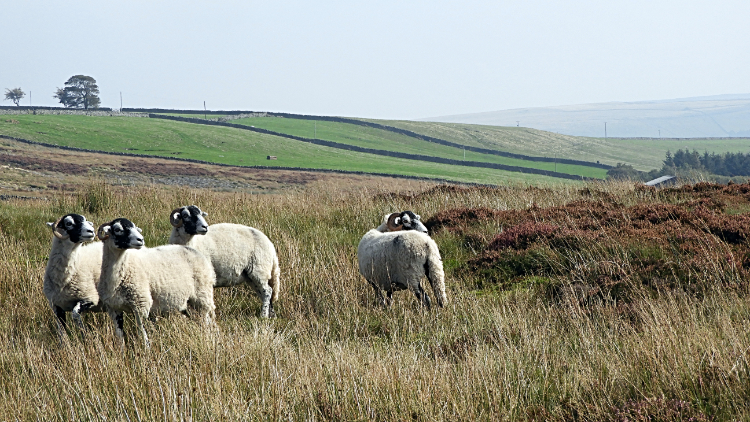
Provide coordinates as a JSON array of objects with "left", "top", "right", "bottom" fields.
[{"left": 0, "top": 179, "right": 747, "bottom": 420}]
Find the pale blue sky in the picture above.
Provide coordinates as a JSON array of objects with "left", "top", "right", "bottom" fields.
[{"left": 3, "top": 1, "right": 749, "bottom": 119}]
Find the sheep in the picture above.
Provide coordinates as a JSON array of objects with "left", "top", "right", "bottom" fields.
[
  {"left": 358, "top": 212, "right": 447, "bottom": 308},
  {"left": 97, "top": 218, "right": 216, "bottom": 348},
  {"left": 376, "top": 210, "right": 429, "bottom": 234},
  {"left": 168, "top": 205, "right": 280, "bottom": 318},
  {"left": 43, "top": 213, "right": 104, "bottom": 338}
]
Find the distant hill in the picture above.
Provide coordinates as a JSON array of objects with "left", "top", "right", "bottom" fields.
[{"left": 422, "top": 94, "right": 750, "bottom": 138}]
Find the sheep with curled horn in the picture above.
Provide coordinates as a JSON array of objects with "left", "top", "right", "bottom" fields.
[
  {"left": 358, "top": 211, "right": 446, "bottom": 308},
  {"left": 43, "top": 214, "right": 104, "bottom": 340},
  {"left": 97, "top": 218, "right": 216, "bottom": 349},
  {"left": 377, "top": 210, "right": 429, "bottom": 234},
  {"left": 168, "top": 205, "right": 281, "bottom": 318}
]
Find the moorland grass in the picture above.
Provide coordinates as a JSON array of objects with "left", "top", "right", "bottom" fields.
[
  {"left": 0, "top": 115, "right": 575, "bottom": 185},
  {"left": 0, "top": 180, "right": 748, "bottom": 420}
]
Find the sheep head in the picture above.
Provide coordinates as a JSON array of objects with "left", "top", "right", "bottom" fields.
[
  {"left": 47, "top": 214, "right": 95, "bottom": 243},
  {"left": 379, "top": 211, "right": 429, "bottom": 234},
  {"left": 170, "top": 205, "right": 209, "bottom": 235},
  {"left": 398, "top": 211, "right": 428, "bottom": 234},
  {"left": 98, "top": 218, "right": 144, "bottom": 249}
]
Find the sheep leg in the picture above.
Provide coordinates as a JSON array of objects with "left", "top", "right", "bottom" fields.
[
  {"left": 134, "top": 310, "right": 151, "bottom": 350},
  {"left": 386, "top": 290, "right": 394, "bottom": 307},
  {"left": 53, "top": 305, "right": 67, "bottom": 328},
  {"left": 258, "top": 284, "right": 273, "bottom": 318},
  {"left": 424, "top": 260, "right": 446, "bottom": 308},
  {"left": 412, "top": 283, "right": 432, "bottom": 309},
  {"left": 244, "top": 271, "right": 273, "bottom": 318},
  {"left": 268, "top": 300, "right": 276, "bottom": 319},
  {"left": 368, "top": 280, "right": 387, "bottom": 307},
  {"left": 109, "top": 310, "right": 125, "bottom": 348},
  {"left": 71, "top": 300, "right": 93, "bottom": 331},
  {"left": 53, "top": 305, "right": 67, "bottom": 341}
]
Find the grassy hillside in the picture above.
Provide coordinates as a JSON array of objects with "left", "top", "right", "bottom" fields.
[
  {"left": 0, "top": 115, "right": 573, "bottom": 185},
  {"left": 1, "top": 180, "right": 749, "bottom": 420},
  {"left": 367, "top": 119, "right": 750, "bottom": 170},
  {"left": 227, "top": 116, "right": 607, "bottom": 178}
]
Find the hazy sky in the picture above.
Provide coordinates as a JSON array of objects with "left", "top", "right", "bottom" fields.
[{"left": 3, "top": 1, "right": 750, "bottom": 119}]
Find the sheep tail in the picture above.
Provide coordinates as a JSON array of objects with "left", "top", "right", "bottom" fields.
[
  {"left": 270, "top": 254, "right": 280, "bottom": 304},
  {"left": 425, "top": 243, "right": 447, "bottom": 307}
]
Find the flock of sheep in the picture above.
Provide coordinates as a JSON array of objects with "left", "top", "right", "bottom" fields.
[{"left": 44, "top": 207, "right": 446, "bottom": 348}]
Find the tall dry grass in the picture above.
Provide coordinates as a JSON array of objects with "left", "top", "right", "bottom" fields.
[{"left": 0, "top": 179, "right": 747, "bottom": 421}]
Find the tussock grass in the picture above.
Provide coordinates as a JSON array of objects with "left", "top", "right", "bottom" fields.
[{"left": 0, "top": 179, "right": 748, "bottom": 420}]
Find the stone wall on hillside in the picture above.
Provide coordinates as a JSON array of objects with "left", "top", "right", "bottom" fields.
[{"left": 0, "top": 108, "right": 147, "bottom": 117}]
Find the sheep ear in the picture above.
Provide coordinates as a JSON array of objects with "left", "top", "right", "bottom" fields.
[
  {"left": 46, "top": 222, "right": 55, "bottom": 230},
  {"left": 97, "top": 224, "right": 111, "bottom": 241},
  {"left": 201, "top": 212, "right": 208, "bottom": 217},
  {"left": 137, "top": 227, "right": 143, "bottom": 233}
]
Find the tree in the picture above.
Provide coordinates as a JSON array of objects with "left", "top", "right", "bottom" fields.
[
  {"left": 3, "top": 87, "right": 25, "bottom": 106},
  {"left": 663, "top": 150, "right": 674, "bottom": 168},
  {"left": 607, "top": 163, "right": 645, "bottom": 181},
  {"left": 53, "top": 75, "right": 101, "bottom": 109}
]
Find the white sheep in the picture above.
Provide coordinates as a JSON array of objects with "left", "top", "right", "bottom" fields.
[
  {"left": 358, "top": 212, "right": 447, "bottom": 308},
  {"left": 97, "top": 218, "right": 216, "bottom": 348},
  {"left": 168, "top": 205, "right": 280, "bottom": 318},
  {"left": 44, "top": 213, "right": 104, "bottom": 338}
]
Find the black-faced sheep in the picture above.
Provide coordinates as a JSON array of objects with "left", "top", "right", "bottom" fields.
[
  {"left": 168, "top": 205, "right": 280, "bottom": 318},
  {"left": 358, "top": 212, "right": 447, "bottom": 308},
  {"left": 97, "top": 218, "right": 216, "bottom": 348},
  {"left": 376, "top": 210, "right": 429, "bottom": 234},
  {"left": 44, "top": 214, "right": 104, "bottom": 338}
]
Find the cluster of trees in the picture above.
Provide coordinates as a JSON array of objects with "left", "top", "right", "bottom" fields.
[
  {"left": 608, "top": 147, "right": 750, "bottom": 181},
  {"left": 4, "top": 75, "right": 101, "bottom": 109},
  {"left": 664, "top": 149, "right": 750, "bottom": 177}
]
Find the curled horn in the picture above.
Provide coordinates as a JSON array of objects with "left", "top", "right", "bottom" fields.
[
  {"left": 51, "top": 217, "right": 68, "bottom": 240},
  {"left": 386, "top": 213, "right": 403, "bottom": 232},
  {"left": 97, "top": 223, "right": 111, "bottom": 241},
  {"left": 169, "top": 208, "right": 184, "bottom": 228}
]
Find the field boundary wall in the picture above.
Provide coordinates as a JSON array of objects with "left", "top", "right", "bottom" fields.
[
  {"left": 147, "top": 114, "right": 594, "bottom": 181},
  {"left": 0, "top": 134, "right": 496, "bottom": 187},
  {"left": 0, "top": 106, "right": 113, "bottom": 112},
  {"left": 123, "top": 108, "right": 612, "bottom": 170}
]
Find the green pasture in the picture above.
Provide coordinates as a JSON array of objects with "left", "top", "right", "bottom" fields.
[
  {"left": 599, "top": 137, "right": 750, "bottom": 169},
  {"left": 229, "top": 116, "right": 607, "bottom": 178},
  {"left": 0, "top": 114, "right": 572, "bottom": 185},
  {"left": 369, "top": 119, "right": 750, "bottom": 171}
]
